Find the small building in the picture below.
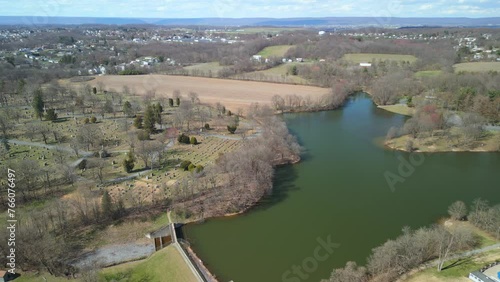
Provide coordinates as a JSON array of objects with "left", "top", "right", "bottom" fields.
[
  {"left": 360, "top": 63, "right": 372, "bottom": 67},
  {"left": 252, "top": 55, "right": 262, "bottom": 62},
  {"left": 468, "top": 271, "right": 497, "bottom": 282},
  {"left": 146, "top": 224, "right": 174, "bottom": 251}
]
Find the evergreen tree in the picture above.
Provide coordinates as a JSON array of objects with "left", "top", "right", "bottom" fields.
[
  {"left": 143, "top": 105, "right": 156, "bottom": 133},
  {"left": 168, "top": 98, "right": 174, "bottom": 107},
  {"left": 123, "top": 151, "right": 135, "bottom": 173},
  {"left": 101, "top": 191, "right": 113, "bottom": 220},
  {"left": 44, "top": 108, "right": 58, "bottom": 121},
  {"left": 123, "top": 101, "right": 133, "bottom": 117},
  {"left": 32, "top": 89, "right": 45, "bottom": 120},
  {"left": 133, "top": 115, "right": 143, "bottom": 129},
  {"left": 175, "top": 97, "right": 180, "bottom": 106}
]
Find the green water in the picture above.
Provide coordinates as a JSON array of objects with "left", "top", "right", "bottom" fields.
[{"left": 184, "top": 94, "right": 500, "bottom": 282}]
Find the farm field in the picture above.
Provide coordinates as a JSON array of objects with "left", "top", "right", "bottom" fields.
[
  {"left": 415, "top": 70, "right": 443, "bottom": 77},
  {"left": 234, "top": 62, "right": 311, "bottom": 84},
  {"left": 256, "top": 45, "right": 294, "bottom": 58},
  {"left": 184, "top": 62, "right": 225, "bottom": 75},
  {"left": 453, "top": 62, "right": 500, "bottom": 73},
  {"left": 88, "top": 75, "right": 330, "bottom": 111},
  {"left": 224, "top": 27, "right": 305, "bottom": 34},
  {"left": 342, "top": 53, "right": 417, "bottom": 64}
]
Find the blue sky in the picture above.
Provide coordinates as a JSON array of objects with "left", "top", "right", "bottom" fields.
[{"left": 1, "top": 0, "right": 499, "bottom": 18}]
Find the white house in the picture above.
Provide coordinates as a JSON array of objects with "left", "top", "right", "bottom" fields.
[{"left": 252, "top": 55, "right": 262, "bottom": 62}]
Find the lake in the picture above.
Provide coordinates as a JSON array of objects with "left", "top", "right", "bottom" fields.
[{"left": 184, "top": 93, "right": 500, "bottom": 282}]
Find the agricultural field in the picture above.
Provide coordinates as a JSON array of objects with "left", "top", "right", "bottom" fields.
[
  {"left": 342, "top": 53, "right": 418, "bottom": 64},
  {"left": 256, "top": 45, "right": 294, "bottom": 58},
  {"left": 89, "top": 75, "right": 330, "bottom": 111},
  {"left": 234, "top": 62, "right": 311, "bottom": 84},
  {"left": 183, "top": 62, "right": 226, "bottom": 75},
  {"left": 415, "top": 70, "right": 443, "bottom": 77},
  {"left": 453, "top": 62, "right": 500, "bottom": 73}
]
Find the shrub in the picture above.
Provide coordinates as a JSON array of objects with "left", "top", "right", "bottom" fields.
[
  {"left": 204, "top": 123, "right": 210, "bottom": 130},
  {"left": 177, "top": 133, "right": 190, "bottom": 144},
  {"left": 134, "top": 115, "right": 143, "bottom": 128},
  {"left": 83, "top": 117, "right": 89, "bottom": 124},
  {"left": 190, "top": 136, "right": 198, "bottom": 145},
  {"left": 90, "top": 116, "right": 97, "bottom": 123},
  {"left": 188, "top": 163, "right": 196, "bottom": 172},
  {"left": 227, "top": 125, "right": 237, "bottom": 134},
  {"left": 227, "top": 110, "right": 232, "bottom": 116},
  {"left": 195, "top": 165, "right": 204, "bottom": 173},
  {"left": 78, "top": 159, "right": 87, "bottom": 170},
  {"left": 118, "top": 69, "right": 144, "bottom": 75},
  {"left": 44, "top": 108, "right": 58, "bottom": 121},
  {"left": 137, "top": 130, "right": 150, "bottom": 141},
  {"left": 123, "top": 152, "right": 135, "bottom": 173},
  {"left": 180, "top": 160, "right": 192, "bottom": 171}
]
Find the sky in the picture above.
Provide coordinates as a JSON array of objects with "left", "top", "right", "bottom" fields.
[{"left": 0, "top": 0, "right": 499, "bottom": 18}]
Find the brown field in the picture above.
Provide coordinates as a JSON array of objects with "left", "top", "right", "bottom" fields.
[{"left": 89, "top": 75, "right": 330, "bottom": 111}]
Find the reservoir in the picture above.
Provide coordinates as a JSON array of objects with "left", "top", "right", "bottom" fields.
[{"left": 184, "top": 93, "right": 500, "bottom": 282}]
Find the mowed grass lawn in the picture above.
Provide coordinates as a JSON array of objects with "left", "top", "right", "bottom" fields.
[
  {"left": 257, "top": 45, "right": 294, "bottom": 58},
  {"left": 378, "top": 104, "right": 415, "bottom": 116},
  {"left": 454, "top": 62, "right": 500, "bottom": 73},
  {"left": 100, "top": 245, "right": 198, "bottom": 282},
  {"left": 342, "top": 53, "right": 417, "bottom": 64},
  {"left": 405, "top": 250, "right": 500, "bottom": 282}
]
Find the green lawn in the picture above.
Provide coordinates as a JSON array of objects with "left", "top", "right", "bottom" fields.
[
  {"left": 454, "top": 62, "right": 500, "bottom": 73},
  {"left": 257, "top": 45, "right": 294, "bottom": 58},
  {"left": 100, "top": 245, "right": 198, "bottom": 282},
  {"left": 378, "top": 104, "right": 415, "bottom": 116},
  {"left": 342, "top": 53, "right": 417, "bottom": 64},
  {"left": 408, "top": 250, "right": 500, "bottom": 282}
]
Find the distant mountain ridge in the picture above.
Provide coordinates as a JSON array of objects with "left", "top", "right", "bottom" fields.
[{"left": 0, "top": 16, "right": 499, "bottom": 27}]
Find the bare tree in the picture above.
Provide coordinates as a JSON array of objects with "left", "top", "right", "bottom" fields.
[{"left": 448, "top": 201, "right": 467, "bottom": 221}]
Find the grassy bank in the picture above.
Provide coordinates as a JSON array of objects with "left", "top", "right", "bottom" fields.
[
  {"left": 100, "top": 245, "right": 198, "bottom": 282},
  {"left": 386, "top": 129, "right": 500, "bottom": 152}
]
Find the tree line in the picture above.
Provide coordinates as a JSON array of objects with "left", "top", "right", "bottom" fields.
[{"left": 323, "top": 199, "right": 499, "bottom": 282}]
